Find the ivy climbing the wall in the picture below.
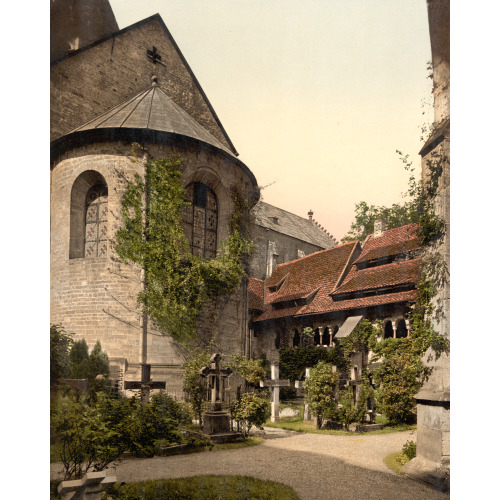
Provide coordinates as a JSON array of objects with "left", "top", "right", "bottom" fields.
[{"left": 114, "top": 156, "right": 253, "bottom": 344}]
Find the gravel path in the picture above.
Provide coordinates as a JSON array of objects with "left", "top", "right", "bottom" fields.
[{"left": 51, "top": 428, "right": 449, "bottom": 499}]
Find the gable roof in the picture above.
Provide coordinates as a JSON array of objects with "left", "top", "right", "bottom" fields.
[
  {"left": 68, "top": 79, "right": 234, "bottom": 156},
  {"left": 331, "top": 259, "right": 421, "bottom": 296},
  {"left": 251, "top": 202, "right": 337, "bottom": 249},
  {"left": 51, "top": 13, "right": 237, "bottom": 154},
  {"left": 355, "top": 223, "right": 421, "bottom": 264},
  {"left": 254, "top": 241, "right": 359, "bottom": 322},
  {"left": 252, "top": 223, "right": 423, "bottom": 323}
]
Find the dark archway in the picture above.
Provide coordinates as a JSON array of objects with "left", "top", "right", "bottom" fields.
[
  {"left": 322, "top": 327, "right": 330, "bottom": 346},
  {"left": 293, "top": 329, "right": 301, "bottom": 347},
  {"left": 314, "top": 328, "right": 321, "bottom": 345},
  {"left": 384, "top": 321, "right": 394, "bottom": 339},
  {"left": 396, "top": 319, "right": 408, "bottom": 338}
]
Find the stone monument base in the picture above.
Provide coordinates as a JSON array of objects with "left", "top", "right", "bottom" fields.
[
  {"left": 203, "top": 410, "right": 231, "bottom": 434},
  {"left": 403, "top": 456, "right": 450, "bottom": 492},
  {"left": 201, "top": 411, "right": 244, "bottom": 444}
]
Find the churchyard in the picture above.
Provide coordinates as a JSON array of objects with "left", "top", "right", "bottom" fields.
[{"left": 49, "top": 323, "right": 440, "bottom": 500}]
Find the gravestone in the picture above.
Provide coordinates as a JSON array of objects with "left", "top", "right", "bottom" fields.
[
  {"left": 260, "top": 363, "right": 290, "bottom": 422},
  {"left": 57, "top": 471, "right": 116, "bottom": 500},
  {"left": 199, "top": 353, "right": 233, "bottom": 435}
]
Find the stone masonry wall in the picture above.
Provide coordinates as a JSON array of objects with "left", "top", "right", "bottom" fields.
[
  {"left": 51, "top": 139, "right": 255, "bottom": 389},
  {"left": 248, "top": 226, "right": 327, "bottom": 281},
  {"left": 50, "top": 16, "right": 233, "bottom": 152}
]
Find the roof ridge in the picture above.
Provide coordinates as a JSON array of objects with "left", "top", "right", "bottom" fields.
[{"left": 273, "top": 240, "right": 357, "bottom": 269}]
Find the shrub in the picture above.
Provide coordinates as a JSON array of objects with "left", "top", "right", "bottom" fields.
[
  {"left": 52, "top": 392, "right": 127, "bottom": 479},
  {"left": 69, "top": 339, "right": 90, "bottom": 379},
  {"left": 402, "top": 440, "right": 417, "bottom": 460},
  {"left": 182, "top": 350, "right": 210, "bottom": 427},
  {"left": 303, "top": 361, "right": 339, "bottom": 429},
  {"left": 231, "top": 392, "right": 270, "bottom": 436},
  {"left": 50, "top": 324, "right": 73, "bottom": 390}
]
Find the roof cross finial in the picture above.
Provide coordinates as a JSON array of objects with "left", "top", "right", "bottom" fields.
[{"left": 147, "top": 46, "right": 166, "bottom": 67}]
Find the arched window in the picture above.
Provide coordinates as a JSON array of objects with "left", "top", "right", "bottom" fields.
[
  {"left": 384, "top": 321, "right": 394, "bottom": 339},
  {"left": 396, "top": 319, "right": 408, "bottom": 338},
  {"left": 183, "top": 182, "right": 217, "bottom": 258},
  {"left": 70, "top": 171, "right": 108, "bottom": 259},
  {"left": 293, "top": 329, "right": 301, "bottom": 347},
  {"left": 275, "top": 331, "right": 281, "bottom": 350}
]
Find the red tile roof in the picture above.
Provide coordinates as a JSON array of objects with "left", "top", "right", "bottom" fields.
[
  {"left": 252, "top": 223, "right": 422, "bottom": 323},
  {"left": 254, "top": 241, "right": 359, "bottom": 322},
  {"left": 328, "top": 290, "right": 418, "bottom": 311},
  {"left": 248, "top": 278, "right": 265, "bottom": 311},
  {"left": 356, "top": 223, "right": 420, "bottom": 264},
  {"left": 331, "top": 259, "right": 421, "bottom": 296}
]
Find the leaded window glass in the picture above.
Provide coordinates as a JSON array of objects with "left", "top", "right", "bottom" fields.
[
  {"left": 84, "top": 183, "right": 108, "bottom": 258},
  {"left": 182, "top": 182, "right": 217, "bottom": 258}
]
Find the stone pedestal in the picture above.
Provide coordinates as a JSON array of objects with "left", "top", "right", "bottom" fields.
[
  {"left": 203, "top": 410, "right": 231, "bottom": 435},
  {"left": 403, "top": 352, "right": 450, "bottom": 491}
]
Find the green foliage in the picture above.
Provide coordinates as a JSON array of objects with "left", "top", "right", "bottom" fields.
[
  {"left": 335, "top": 386, "right": 357, "bottom": 430},
  {"left": 340, "top": 319, "right": 378, "bottom": 364},
  {"left": 104, "top": 475, "right": 301, "bottom": 500},
  {"left": 87, "top": 341, "right": 110, "bottom": 396},
  {"left": 228, "top": 354, "right": 266, "bottom": 386},
  {"left": 50, "top": 324, "right": 73, "bottom": 389},
  {"left": 402, "top": 440, "right": 417, "bottom": 460},
  {"left": 65, "top": 337, "right": 112, "bottom": 399},
  {"left": 52, "top": 392, "right": 127, "bottom": 479},
  {"left": 279, "top": 346, "right": 346, "bottom": 383},
  {"left": 303, "top": 361, "right": 339, "bottom": 429},
  {"left": 182, "top": 349, "right": 210, "bottom": 426},
  {"left": 51, "top": 391, "right": 185, "bottom": 478},
  {"left": 341, "top": 151, "right": 444, "bottom": 244},
  {"left": 69, "top": 339, "right": 90, "bottom": 379},
  {"left": 114, "top": 156, "right": 253, "bottom": 343},
  {"left": 231, "top": 391, "right": 270, "bottom": 436},
  {"left": 372, "top": 342, "right": 422, "bottom": 424},
  {"left": 335, "top": 383, "right": 370, "bottom": 430}
]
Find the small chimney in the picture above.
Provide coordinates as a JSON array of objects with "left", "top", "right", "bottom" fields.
[
  {"left": 374, "top": 218, "right": 387, "bottom": 237},
  {"left": 308, "top": 209, "right": 314, "bottom": 221}
]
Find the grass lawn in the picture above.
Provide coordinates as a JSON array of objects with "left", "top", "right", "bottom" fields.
[
  {"left": 383, "top": 451, "right": 407, "bottom": 474},
  {"left": 264, "top": 412, "right": 415, "bottom": 436},
  {"left": 50, "top": 475, "right": 300, "bottom": 500}
]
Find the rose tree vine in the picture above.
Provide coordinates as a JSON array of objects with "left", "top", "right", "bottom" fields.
[{"left": 114, "top": 156, "right": 253, "bottom": 344}]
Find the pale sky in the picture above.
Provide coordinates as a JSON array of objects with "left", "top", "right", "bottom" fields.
[{"left": 111, "top": 0, "right": 433, "bottom": 240}]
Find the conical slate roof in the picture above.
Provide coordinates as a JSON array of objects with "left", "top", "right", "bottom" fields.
[{"left": 70, "top": 78, "right": 234, "bottom": 156}]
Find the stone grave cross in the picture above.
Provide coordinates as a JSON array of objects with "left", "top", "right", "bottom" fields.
[
  {"left": 199, "top": 353, "right": 232, "bottom": 411},
  {"left": 260, "top": 363, "right": 290, "bottom": 422}
]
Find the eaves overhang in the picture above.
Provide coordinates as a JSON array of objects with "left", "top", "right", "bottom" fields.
[{"left": 50, "top": 128, "right": 259, "bottom": 199}]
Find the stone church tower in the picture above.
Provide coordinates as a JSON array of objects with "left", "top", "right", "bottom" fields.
[{"left": 50, "top": 1, "right": 259, "bottom": 395}]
